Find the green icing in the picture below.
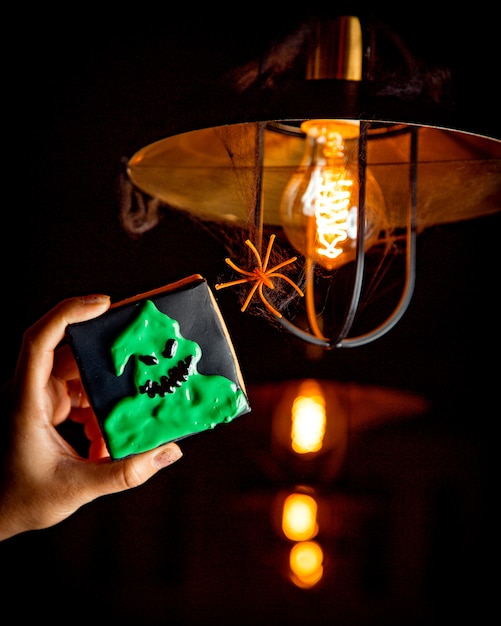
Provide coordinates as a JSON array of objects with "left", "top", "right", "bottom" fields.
[{"left": 104, "top": 299, "right": 248, "bottom": 459}]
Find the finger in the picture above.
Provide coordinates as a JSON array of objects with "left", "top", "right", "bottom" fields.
[
  {"left": 16, "top": 295, "right": 111, "bottom": 392},
  {"left": 80, "top": 442, "right": 183, "bottom": 499}
]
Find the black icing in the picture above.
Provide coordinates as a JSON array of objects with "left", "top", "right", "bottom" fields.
[{"left": 139, "top": 355, "right": 194, "bottom": 398}]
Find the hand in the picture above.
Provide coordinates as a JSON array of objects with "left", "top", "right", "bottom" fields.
[{"left": 0, "top": 295, "right": 183, "bottom": 541}]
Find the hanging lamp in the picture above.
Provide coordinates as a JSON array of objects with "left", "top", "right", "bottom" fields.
[{"left": 125, "top": 14, "right": 501, "bottom": 349}]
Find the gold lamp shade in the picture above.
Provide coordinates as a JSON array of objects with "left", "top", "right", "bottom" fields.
[{"left": 127, "top": 121, "right": 500, "bottom": 230}]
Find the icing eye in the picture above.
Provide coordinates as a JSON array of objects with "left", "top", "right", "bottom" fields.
[
  {"left": 162, "top": 339, "right": 178, "bottom": 359},
  {"left": 139, "top": 354, "right": 159, "bottom": 366}
]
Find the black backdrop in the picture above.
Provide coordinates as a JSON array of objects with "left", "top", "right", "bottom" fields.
[{"left": 1, "top": 8, "right": 498, "bottom": 625}]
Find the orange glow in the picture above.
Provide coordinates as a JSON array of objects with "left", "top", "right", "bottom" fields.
[
  {"left": 279, "top": 119, "right": 386, "bottom": 271},
  {"left": 289, "top": 541, "right": 324, "bottom": 588},
  {"left": 281, "top": 492, "right": 319, "bottom": 541},
  {"left": 290, "top": 379, "right": 326, "bottom": 453}
]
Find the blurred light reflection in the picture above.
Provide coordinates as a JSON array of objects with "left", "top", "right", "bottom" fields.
[{"left": 289, "top": 541, "right": 324, "bottom": 589}]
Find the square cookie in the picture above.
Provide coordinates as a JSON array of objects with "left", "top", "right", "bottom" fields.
[{"left": 66, "top": 274, "right": 250, "bottom": 459}]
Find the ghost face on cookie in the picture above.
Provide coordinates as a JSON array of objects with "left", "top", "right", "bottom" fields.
[
  {"left": 103, "top": 299, "right": 248, "bottom": 459},
  {"left": 112, "top": 299, "right": 200, "bottom": 399}
]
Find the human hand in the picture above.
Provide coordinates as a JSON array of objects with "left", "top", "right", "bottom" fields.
[{"left": 0, "top": 295, "right": 183, "bottom": 541}]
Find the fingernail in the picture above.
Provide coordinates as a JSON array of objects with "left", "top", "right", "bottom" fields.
[
  {"left": 153, "top": 444, "right": 183, "bottom": 469},
  {"left": 79, "top": 294, "right": 111, "bottom": 304}
]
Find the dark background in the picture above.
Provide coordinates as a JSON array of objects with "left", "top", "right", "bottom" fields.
[{"left": 1, "top": 7, "right": 499, "bottom": 625}]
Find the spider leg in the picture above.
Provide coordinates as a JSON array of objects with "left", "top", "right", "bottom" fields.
[
  {"left": 261, "top": 234, "right": 276, "bottom": 273},
  {"left": 268, "top": 272, "right": 304, "bottom": 297},
  {"left": 245, "top": 239, "right": 264, "bottom": 271},
  {"left": 215, "top": 277, "right": 254, "bottom": 290},
  {"left": 241, "top": 281, "right": 260, "bottom": 312},
  {"left": 266, "top": 255, "right": 298, "bottom": 274},
  {"left": 258, "top": 282, "right": 282, "bottom": 318},
  {"left": 225, "top": 257, "right": 255, "bottom": 277}
]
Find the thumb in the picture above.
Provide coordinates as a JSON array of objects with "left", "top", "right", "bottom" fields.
[{"left": 84, "top": 442, "right": 183, "bottom": 499}]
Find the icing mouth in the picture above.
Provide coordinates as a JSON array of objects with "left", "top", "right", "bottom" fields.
[{"left": 139, "top": 355, "right": 194, "bottom": 398}]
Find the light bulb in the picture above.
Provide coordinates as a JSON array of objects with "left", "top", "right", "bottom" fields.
[{"left": 279, "top": 119, "right": 387, "bottom": 271}]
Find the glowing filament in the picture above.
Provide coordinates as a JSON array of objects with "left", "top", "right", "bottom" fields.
[
  {"left": 303, "top": 167, "right": 355, "bottom": 261},
  {"left": 279, "top": 119, "right": 386, "bottom": 271}
]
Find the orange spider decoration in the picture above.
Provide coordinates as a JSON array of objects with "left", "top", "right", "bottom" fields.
[{"left": 215, "top": 234, "right": 304, "bottom": 318}]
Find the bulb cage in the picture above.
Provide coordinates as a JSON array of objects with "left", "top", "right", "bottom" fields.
[{"left": 270, "top": 121, "right": 419, "bottom": 348}]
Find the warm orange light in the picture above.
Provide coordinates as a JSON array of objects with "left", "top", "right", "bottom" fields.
[
  {"left": 289, "top": 541, "right": 324, "bottom": 589},
  {"left": 281, "top": 492, "right": 319, "bottom": 541},
  {"left": 279, "top": 119, "right": 386, "bottom": 271},
  {"left": 290, "top": 379, "right": 326, "bottom": 454}
]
